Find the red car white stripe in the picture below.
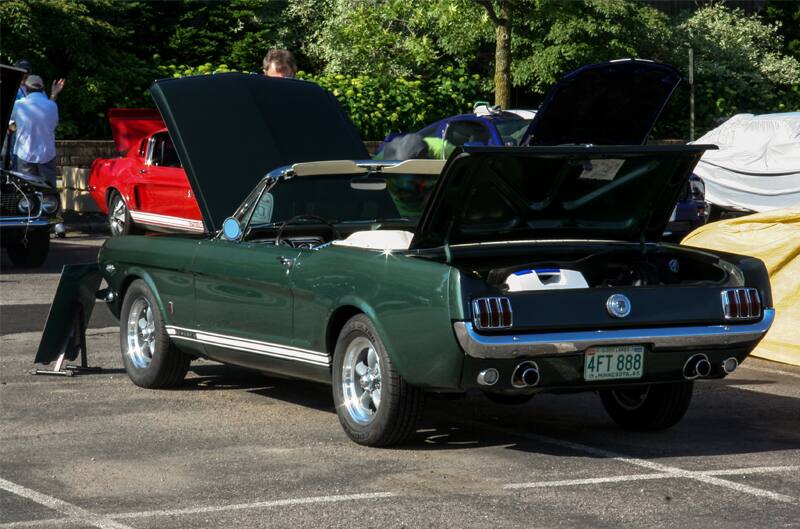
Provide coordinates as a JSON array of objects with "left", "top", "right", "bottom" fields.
[{"left": 129, "top": 210, "right": 204, "bottom": 232}]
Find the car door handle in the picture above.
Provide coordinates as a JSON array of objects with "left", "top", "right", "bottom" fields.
[
  {"left": 138, "top": 169, "right": 148, "bottom": 175},
  {"left": 277, "top": 256, "right": 295, "bottom": 268}
]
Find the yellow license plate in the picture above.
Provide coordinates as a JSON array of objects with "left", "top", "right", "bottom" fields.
[{"left": 584, "top": 346, "right": 644, "bottom": 381}]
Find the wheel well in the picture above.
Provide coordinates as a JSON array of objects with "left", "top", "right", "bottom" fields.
[
  {"left": 116, "top": 274, "right": 142, "bottom": 312},
  {"left": 106, "top": 187, "right": 119, "bottom": 207},
  {"left": 326, "top": 305, "right": 363, "bottom": 357}
]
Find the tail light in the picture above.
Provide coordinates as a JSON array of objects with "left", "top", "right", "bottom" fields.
[
  {"left": 472, "top": 297, "right": 513, "bottom": 330},
  {"left": 721, "top": 288, "right": 761, "bottom": 320}
]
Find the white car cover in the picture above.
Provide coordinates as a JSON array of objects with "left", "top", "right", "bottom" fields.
[{"left": 692, "top": 113, "right": 800, "bottom": 212}]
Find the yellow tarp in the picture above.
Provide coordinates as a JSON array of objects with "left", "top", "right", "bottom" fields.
[{"left": 682, "top": 206, "right": 800, "bottom": 366}]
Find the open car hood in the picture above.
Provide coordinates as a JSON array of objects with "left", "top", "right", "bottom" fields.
[
  {"left": 108, "top": 108, "right": 165, "bottom": 154},
  {"left": 150, "top": 73, "right": 368, "bottom": 233},
  {"left": 1, "top": 64, "right": 24, "bottom": 135},
  {"left": 409, "top": 145, "right": 713, "bottom": 250},
  {"left": 522, "top": 59, "right": 681, "bottom": 146}
]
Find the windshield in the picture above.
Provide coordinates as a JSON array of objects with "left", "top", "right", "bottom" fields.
[
  {"left": 495, "top": 119, "right": 532, "bottom": 145},
  {"left": 249, "top": 172, "right": 439, "bottom": 227}
]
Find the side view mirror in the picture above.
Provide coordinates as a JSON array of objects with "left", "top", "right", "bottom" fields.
[{"left": 221, "top": 217, "right": 243, "bottom": 241}]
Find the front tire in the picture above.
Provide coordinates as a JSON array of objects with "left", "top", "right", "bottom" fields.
[
  {"left": 6, "top": 230, "right": 49, "bottom": 268},
  {"left": 599, "top": 382, "right": 694, "bottom": 431},
  {"left": 120, "top": 279, "right": 189, "bottom": 388},
  {"left": 332, "top": 314, "right": 423, "bottom": 446}
]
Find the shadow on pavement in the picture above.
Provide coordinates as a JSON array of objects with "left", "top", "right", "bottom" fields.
[{"left": 172, "top": 362, "right": 800, "bottom": 460}]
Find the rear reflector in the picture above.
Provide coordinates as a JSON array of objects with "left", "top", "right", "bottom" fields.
[
  {"left": 472, "top": 297, "right": 513, "bottom": 330},
  {"left": 721, "top": 288, "right": 761, "bottom": 320}
]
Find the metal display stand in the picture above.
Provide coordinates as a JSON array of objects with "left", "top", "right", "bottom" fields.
[{"left": 33, "top": 304, "right": 102, "bottom": 377}]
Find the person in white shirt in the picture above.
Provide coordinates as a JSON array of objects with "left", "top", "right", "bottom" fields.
[{"left": 11, "top": 74, "right": 59, "bottom": 187}]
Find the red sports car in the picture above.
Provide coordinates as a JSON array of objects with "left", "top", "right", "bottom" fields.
[{"left": 88, "top": 108, "right": 204, "bottom": 235}]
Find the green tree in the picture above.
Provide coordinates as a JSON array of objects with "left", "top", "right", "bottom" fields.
[
  {"left": 668, "top": 4, "right": 800, "bottom": 134},
  {"left": 0, "top": 0, "right": 154, "bottom": 138}
]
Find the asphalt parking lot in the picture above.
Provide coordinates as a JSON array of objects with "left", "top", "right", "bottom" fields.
[{"left": 1, "top": 235, "right": 799, "bottom": 528}]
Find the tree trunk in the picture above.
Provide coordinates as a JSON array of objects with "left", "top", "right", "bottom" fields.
[{"left": 494, "top": 5, "right": 511, "bottom": 109}]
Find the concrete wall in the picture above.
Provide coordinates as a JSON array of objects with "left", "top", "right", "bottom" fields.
[{"left": 56, "top": 140, "right": 118, "bottom": 169}]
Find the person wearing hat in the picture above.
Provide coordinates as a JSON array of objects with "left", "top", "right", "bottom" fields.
[
  {"left": 12, "top": 59, "right": 66, "bottom": 101},
  {"left": 14, "top": 59, "right": 33, "bottom": 100},
  {"left": 11, "top": 74, "right": 59, "bottom": 187}
]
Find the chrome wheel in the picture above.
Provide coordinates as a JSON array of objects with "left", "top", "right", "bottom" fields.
[
  {"left": 610, "top": 385, "right": 651, "bottom": 411},
  {"left": 341, "top": 336, "right": 382, "bottom": 425},
  {"left": 126, "top": 297, "right": 156, "bottom": 368},
  {"left": 109, "top": 196, "right": 128, "bottom": 236}
]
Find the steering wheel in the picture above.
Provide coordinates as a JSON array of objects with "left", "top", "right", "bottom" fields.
[{"left": 274, "top": 214, "right": 341, "bottom": 247}]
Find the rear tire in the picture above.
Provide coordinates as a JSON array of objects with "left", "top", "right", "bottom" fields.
[
  {"left": 599, "top": 382, "right": 694, "bottom": 431},
  {"left": 120, "top": 279, "right": 189, "bottom": 388},
  {"left": 332, "top": 314, "right": 423, "bottom": 446},
  {"left": 108, "top": 191, "right": 141, "bottom": 236},
  {"left": 6, "top": 230, "right": 49, "bottom": 268}
]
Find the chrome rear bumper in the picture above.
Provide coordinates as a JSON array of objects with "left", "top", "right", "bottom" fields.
[{"left": 453, "top": 308, "right": 775, "bottom": 359}]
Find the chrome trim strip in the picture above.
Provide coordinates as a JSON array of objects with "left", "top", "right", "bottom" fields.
[
  {"left": 720, "top": 290, "right": 731, "bottom": 318},
  {"left": 453, "top": 308, "right": 775, "bottom": 359},
  {"left": 472, "top": 299, "right": 482, "bottom": 329},
  {"left": 165, "top": 325, "right": 329, "bottom": 366},
  {"left": 0, "top": 219, "right": 50, "bottom": 227}
]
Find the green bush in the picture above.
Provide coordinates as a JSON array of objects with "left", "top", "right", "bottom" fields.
[{"left": 300, "top": 66, "right": 486, "bottom": 139}]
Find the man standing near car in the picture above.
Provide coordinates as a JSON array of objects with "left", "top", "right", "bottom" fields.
[
  {"left": 11, "top": 74, "right": 59, "bottom": 187},
  {"left": 262, "top": 49, "right": 297, "bottom": 78}
]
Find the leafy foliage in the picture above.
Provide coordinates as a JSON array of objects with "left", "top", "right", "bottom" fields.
[
  {"left": 664, "top": 5, "right": 800, "bottom": 135},
  {"left": 1, "top": 1, "right": 797, "bottom": 140},
  {"left": 302, "top": 66, "right": 486, "bottom": 140}
]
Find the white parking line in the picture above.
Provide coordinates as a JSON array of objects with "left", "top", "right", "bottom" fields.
[
  {"left": 504, "top": 465, "right": 800, "bottom": 490},
  {"left": 505, "top": 473, "right": 673, "bottom": 489},
  {"left": 110, "top": 491, "right": 398, "bottom": 519},
  {"left": 702, "top": 465, "right": 800, "bottom": 477},
  {"left": 0, "top": 477, "right": 133, "bottom": 529},
  {"left": 0, "top": 492, "right": 397, "bottom": 528},
  {"left": 455, "top": 420, "right": 800, "bottom": 505}
]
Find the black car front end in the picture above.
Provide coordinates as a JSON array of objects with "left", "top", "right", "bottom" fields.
[{"left": 1, "top": 170, "right": 60, "bottom": 267}]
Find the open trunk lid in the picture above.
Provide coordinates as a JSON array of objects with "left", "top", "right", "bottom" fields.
[
  {"left": 409, "top": 145, "right": 714, "bottom": 250},
  {"left": 108, "top": 108, "right": 165, "bottom": 154},
  {"left": 521, "top": 59, "right": 682, "bottom": 146}
]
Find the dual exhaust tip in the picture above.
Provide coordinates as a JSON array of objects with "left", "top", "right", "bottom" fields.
[
  {"left": 477, "top": 361, "right": 540, "bottom": 388},
  {"left": 684, "top": 354, "right": 739, "bottom": 379}
]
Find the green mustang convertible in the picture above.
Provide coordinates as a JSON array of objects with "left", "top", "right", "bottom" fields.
[{"left": 88, "top": 67, "right": 774, "bottom": 446}]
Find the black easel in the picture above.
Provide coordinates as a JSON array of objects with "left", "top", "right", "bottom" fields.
[{"left": 33, "top": 304, "right": 102, "bottom": 376}]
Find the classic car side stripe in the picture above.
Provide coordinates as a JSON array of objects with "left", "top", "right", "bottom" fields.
[
  {"left": 165, "top": 326, "right": 330, "bottom": 366},
  {"left": 129, "top": 211, "right": 205, "bottom": 232}
]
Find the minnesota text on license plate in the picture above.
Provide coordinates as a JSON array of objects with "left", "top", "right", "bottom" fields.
[{"left": 584, "top": 345, "right": 644, "bottom": 381}]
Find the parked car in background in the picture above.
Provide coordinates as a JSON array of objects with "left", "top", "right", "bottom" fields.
[
  {"left": 59, "top": 70, "right": 773, "bottom": 448},
  {"left": 1, "top": 64, "right": 60, "bottom": 267},
  {"left": 691, "top": 112, "right": 800, "bottom": 220},
  {"left": 88, "top": 108, "right": 203, "bottom": 235},
  {"left": 376, "top": 104, "right": 537, "bottom": 160}
]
